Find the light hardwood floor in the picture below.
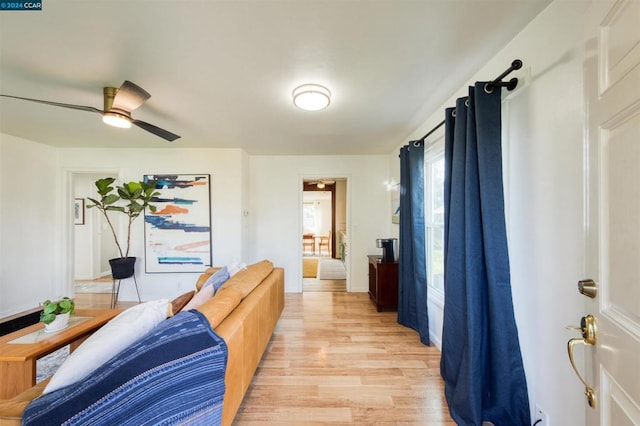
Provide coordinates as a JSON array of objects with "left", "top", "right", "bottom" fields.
[
  {"left": 73, "top": 286, "right": 137, "bottom": 310},
  {"left": 303, "top": 278, "right": 346, "bottom": 292},
  {"left": 75, "top": 289, "right": 454, "bottom": 425},
  {"left": 235, "top": 292, "right": 454, "bottom": 425}
]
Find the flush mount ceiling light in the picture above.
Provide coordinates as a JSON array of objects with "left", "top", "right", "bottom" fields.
[
  {"left": 102, "top": 111, "right": 132, "bottom": 128},
  {"left": 292, "top": 84, "right": 331, "bottom": 111}
]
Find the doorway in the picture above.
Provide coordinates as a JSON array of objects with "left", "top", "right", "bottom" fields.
[
  {"left": 72, "top": 171, "right": 119, "bottom": 282},
  {"left": 302, "top": 178, "right": 348, "bottom": 292}
]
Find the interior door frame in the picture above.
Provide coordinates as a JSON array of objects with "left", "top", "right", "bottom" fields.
[
  {"left": 302, "top": 181, "right": 336, "bottom": 257},
  {"left": 299, "top": 175, "right": 350, "bottom": 292},
  {"left": 63, "top": 168, "right": 121, "bottom": 293}
]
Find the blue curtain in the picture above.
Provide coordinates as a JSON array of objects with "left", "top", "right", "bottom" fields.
[
  {"left": 440, "top": 83, "right": 530, "bottom": 425},
  {"left": 397, "top": 141, "right": 429, "bottom": 345}
]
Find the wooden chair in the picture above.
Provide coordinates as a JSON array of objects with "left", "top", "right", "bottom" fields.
[
  {"left": 318, "top": 231, "right": 331, "bottom": 256},
  {"left": 303, "top": 234, "right": 315, "bottom": 255}
]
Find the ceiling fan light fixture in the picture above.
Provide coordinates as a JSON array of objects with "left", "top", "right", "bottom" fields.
[
  {"left": 102, "top": 112, "right": 132, "bottom": 129},
  {"left": 317, "top": 181, "right": 326, "bottom": 189},
  {"left": 292, "top": 84, "right": 331, "bottom": 111}
]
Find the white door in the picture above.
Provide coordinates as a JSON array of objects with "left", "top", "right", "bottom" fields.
[{"left": 581, "top": 0, "right": 640, "bottom": 424}]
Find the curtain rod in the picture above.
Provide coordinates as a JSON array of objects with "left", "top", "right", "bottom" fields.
[{"left": 418, "top": 59, "right": 523, "bottom": 142}]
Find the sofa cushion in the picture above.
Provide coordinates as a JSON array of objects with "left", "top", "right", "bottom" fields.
[
  {"left": 23, "top": 311, "right": 228, "bottom": 426},
  {"left": 182, "top": 267, "right": 229, "bottom": 312},
  {"left": 219, "top": 260, "right": 274, "bottom": 298},
  {"left": 178, "top": 260, "right": 273, "bottom": 332},
  {"left": 196, "top": 287, "right": 244, "bottom": 329},
  {"left": 43, "top": 300, "right": 170, "bottom": 394}
]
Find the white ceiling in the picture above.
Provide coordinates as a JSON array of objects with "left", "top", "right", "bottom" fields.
[{"left": 0, "top": 1, "right": 551, "bottom": 155}]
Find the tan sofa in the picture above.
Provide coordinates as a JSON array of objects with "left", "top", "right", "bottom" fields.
[{"left": 0, "top": 259, "right": 285, "bottom": 426}]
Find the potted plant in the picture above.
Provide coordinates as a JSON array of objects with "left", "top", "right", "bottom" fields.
[
  {"left": 40, "top": 297, "right": 75, "bottom": 332},
  {"left": 86, "top": 177, "right": 159, "bottom": 279}
]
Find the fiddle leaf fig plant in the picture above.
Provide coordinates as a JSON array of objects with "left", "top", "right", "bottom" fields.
[
  {"left": 86, "top": 177, "right": 159, "bottom": 260},
  {"left": 40, "top": 297, "right": 75, "bottom": 325}
]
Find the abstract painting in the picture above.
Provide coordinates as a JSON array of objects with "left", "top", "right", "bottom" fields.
[{"left": 143, "top": 174, "right": 212, "bottom": 273}]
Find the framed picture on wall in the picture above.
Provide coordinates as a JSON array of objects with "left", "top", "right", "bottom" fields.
[
  {"left": 143, "top": 174, "right": 212, "bottom": 273},
  {"left": 74, "top": 198, "right": 85, "bottom": 225},
  {"left": 391, "top": 183, "right": 400, "bottom": 224}
]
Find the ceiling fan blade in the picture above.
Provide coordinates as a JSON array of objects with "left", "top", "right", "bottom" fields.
[
  {"left": 132, "top": 119, "right": 180, "bottom": 142},
  {"left": 111, "top": 81, "right": 151, "bottom": 112},
  {"left": 0, "top": 94, "right": 102, "bottom": 114}
]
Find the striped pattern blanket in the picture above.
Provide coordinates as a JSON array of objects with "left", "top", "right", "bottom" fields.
[{"left": 23, "top": 310, "right": 228, "bottom": 426}]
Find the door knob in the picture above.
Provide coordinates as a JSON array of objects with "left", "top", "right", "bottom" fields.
[
  {"left": 566, "top": 314, "right": 597, "bottom": 408},
  {"left": 578, "top": 279, "right": 598, "bottom": 298}
]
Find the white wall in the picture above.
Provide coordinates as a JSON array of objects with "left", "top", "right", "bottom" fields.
[
  {"left": 58, "top": 147, "right": 247, "bottom": 301},
  {"left": 394, "top": 1, "right": 589, "bottom": 424},
  {"left": 500, "top": 4, "right": 587, "bottom": 423},
  {"left": 1, "top": 143, "right": 392, "bottom": 314},
  {"left": 0, "top": 134, "right": 61, "bottom": 317},
  {"left": 250, "top": 155, "right": 391, "bottom": 293},
  {"left": 240, "top": 150, "right": 251, "bottom": 262}
]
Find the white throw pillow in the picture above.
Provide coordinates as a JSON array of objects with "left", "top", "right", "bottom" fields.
[
  {"left": 227, "top": 261, "right": 247, "bottom": 277},
  {"left": 43, "top": 299, "right": 170, "bottom": 394}
]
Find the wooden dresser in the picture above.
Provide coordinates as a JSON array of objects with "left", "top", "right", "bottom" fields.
[{"left": 367, "top": 255, "right": 399, "bottom": 312}]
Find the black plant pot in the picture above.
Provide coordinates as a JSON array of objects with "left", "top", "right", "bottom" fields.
[{"left": 109, "top": 257, "right": 136, "bottom": 280}]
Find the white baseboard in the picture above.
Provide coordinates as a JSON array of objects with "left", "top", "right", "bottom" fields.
[{"left": 74, "top": 274, "right": 93, "bottom": 281}]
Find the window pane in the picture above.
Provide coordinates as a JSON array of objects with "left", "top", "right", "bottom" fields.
[
  {"left": 303, "top": 203, "right": 315, "bottom": 232},
  {"left": 429, "top": 226, "right": 444, "bottom": 293},
  {"left": 426, "top": 154, "right": 445, "bottom": 294},
  {"left": 431, "top": 158, "right": 445, "bottom": 225}
]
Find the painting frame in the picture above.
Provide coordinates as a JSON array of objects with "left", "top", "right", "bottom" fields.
[
  {"left": 391, "top": 183, "right": 400, "bottom": 224},
  {"left": 143, "top": 174, "right": 212, "bottom": 273},
  {"left": 74, "top": 198, "right": 85, "bottom": 225}
]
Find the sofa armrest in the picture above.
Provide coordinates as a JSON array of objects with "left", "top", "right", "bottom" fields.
[{"left": 0, "top": 378, "right": 48, "bottom": 426}]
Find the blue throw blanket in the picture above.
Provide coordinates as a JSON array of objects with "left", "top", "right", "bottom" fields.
[{"left": 23, "top": 311, "right": 228, "bottom": 426}]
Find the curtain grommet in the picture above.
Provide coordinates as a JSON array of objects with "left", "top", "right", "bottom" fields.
[
  {"left": 484, "top": 83, "right": 494, "bottom": 94},
  {"left": 452, "top": 110, "right": 456, "bottom": 117},
  {"left": 465, "top": 99, "right": 470, "bottom": 107}
]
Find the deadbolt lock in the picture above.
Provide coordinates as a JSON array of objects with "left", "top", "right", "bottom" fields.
[{"left": 578, "top": 279, "right": 598, "bottom": 299}]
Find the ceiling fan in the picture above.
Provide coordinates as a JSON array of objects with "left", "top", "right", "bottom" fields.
[
  {"left": 0, "top": 81, "right": 180, "bottom": 142},
  {"left": 306, "top": 179, "right": 335, "bottom": 189}
]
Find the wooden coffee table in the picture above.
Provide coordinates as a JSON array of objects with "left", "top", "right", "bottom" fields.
[{"left": 0, "top": 308, "right": 120, "bottom": 399}]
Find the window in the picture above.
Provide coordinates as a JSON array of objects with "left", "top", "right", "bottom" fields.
[
  {"left": 425, "top": 147, "right": 445, "bottom": 295},
  {"left": 303, "top": 202, "right": 316, "bottom": 234}
]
